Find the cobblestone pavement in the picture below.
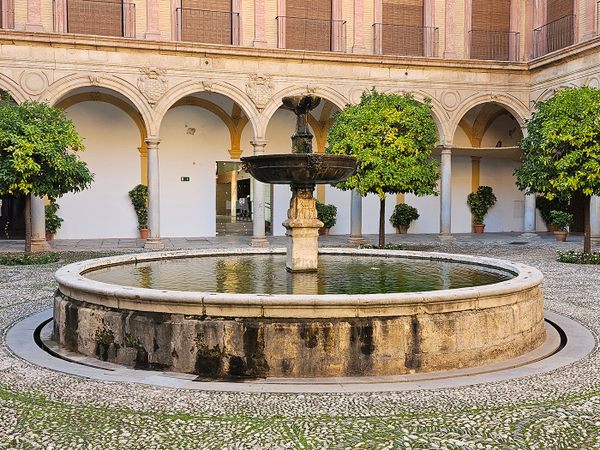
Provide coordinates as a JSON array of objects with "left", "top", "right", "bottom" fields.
[{"left": 0, "top": 234, "right": 599, "bottom": 449}]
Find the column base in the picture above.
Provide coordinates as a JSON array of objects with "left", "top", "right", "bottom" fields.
[
  {"left": 144, "top": 238, "right": 165, "bottom": 250},
  {"left": 253, "top": 40, "right": 268, "bottom": 48},
  {"left": 30, "top": 238, "right": 51, "bottom": 253},
  {"left": 348, "top": 236, "right": 367, "bottom": 246},
  {"left": 145, "top": 32, "right": 162, "bottom": 40},
  {"left": 439, "top": 233, "right": 455, "bottom": 242},
  {"left": 251, "top": 236, "right": 270, "bottom": 247},
  {"left": 25, "top": 24, "right": 45, "bottom": 32}
]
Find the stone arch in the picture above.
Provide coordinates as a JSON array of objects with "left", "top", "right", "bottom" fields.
[
  {"left": 0, "top": 74, "right": 28, "bottom": 104},
  {"left": 448, "top": 93, "right": 529, "bottom": 145},
  {"left": 259, "top": 85, "right": 349, "bottom": 137},
  {"left": 40, "top": 73, "right": 154, "bottom": 136},
  {"left": 384, "top": 88, "right": 449, "bottom": 145},
  {"left": 55, "top": 92, "right": 147, "bottom": 149},
  {"left": 154, "top": 80, "right": 260, "bottom": 139}
]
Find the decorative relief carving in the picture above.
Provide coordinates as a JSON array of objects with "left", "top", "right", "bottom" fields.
[
  {"left": 246, "top": 74, "right": 274, "bottom": 110},
  {"left": 88, "top": 74, "right": 101, "bottom": 86},
  {"left": 202, "top": 80, "right": 213, "bottom": 92},
  {"left": 138, "top": 67, "right": 168, "bottom": 106},
  {"left": 441, "top": 91, "right": 460, "bottom": 111},
  {"left": 20, "top": 71, "right": 48, "bottom": 95},
  {"left": 585, "top": 76, "right": 599, "bottom": 88}
]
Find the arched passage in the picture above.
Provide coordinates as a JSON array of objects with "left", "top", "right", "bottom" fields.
[
  {"left": 450, "top": 101, "right": 527, "bottom": 233},
  {"left": 53, "top": 87, "right": 148, "bottom": 239},
  {"left": 158, "top": 91, "right": 254, "bottom": 237}
]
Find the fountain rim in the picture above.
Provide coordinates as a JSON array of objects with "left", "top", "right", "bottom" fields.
[{"left": 55, "top": 248, "right": 543, "bottom": 319}]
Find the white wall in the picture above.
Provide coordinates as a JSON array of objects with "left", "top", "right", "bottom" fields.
[
  {"left": 159, "top": 105, "right": 230, "bottom": 237},
  {"left": 57, "top": 102, "right": 140, "bottom": 239},
  {"left": 480, "top": 158, "right": 524, "bottom": 232},
  {"left": 325, "top": 186, "right": 351, "bottom": 235}
]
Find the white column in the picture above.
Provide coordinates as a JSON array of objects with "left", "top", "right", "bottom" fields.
[
  {"left": 591, "top": 195, "right": 600, "bottom": 247},
  {"left": 440, "top": 146, "right": 452, "bottom": 235},
  {"left": 30, "top": 195, "right": 50, "bottom": 252},
  {"left": 144, "top": 138, "right": 164, "bottom": 249},
  {"left": 348, "top": 189, "right": 365, "bottom": 245},
  {"left": 523, "top": 193, "right": 537, "bottom": 232},
  {"left": 251, "top": 139, "right": 269, "bottom": 247}
]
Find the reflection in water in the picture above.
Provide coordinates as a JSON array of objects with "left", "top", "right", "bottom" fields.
[{"left": 87, "top": 255, "right": 514, "bottom": 295}]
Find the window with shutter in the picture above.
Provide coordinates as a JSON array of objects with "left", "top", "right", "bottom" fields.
[
  {"left": 546, "top": 0, "right": 574, "bottom": 52},
  {"left": 180, "top": 0, "right": 233, "bottom": 44},
  {"left": 471, "top": 0, "right": 511, "bottom": 60},
  {"left": 67, "top": 0, "right": 124, "bottom": 37},
  {"left": 285, "top": 0, "right": 333, "bottom": 51},
  {"left": 381, "top": 0, "right": 424, "bottom": 56}
]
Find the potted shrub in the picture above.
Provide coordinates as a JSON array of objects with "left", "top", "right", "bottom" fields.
[
  {"left": 316, "top": 201, "right": 337, "bottom": 235},
  {"left": 45, "top": 201, "right": 63, "bottom": 240},
  {"left": 128, "top": 184, "right": 149, "bottom": 239},
  {"left": 389, "top": 203, "right": 419, "bottom": 234},
  {"left": 536, "top": 196, "right": 568, "bottom": 232},
  {"left": 549, "top": 210, "right": 573, "bottom": 242},
  {"left": 467, "top": 186, "right": 497, "bottom": 233}
]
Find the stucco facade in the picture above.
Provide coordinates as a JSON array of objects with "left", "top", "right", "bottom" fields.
[{"left": 0, "top": 0, "right": 599, "bottom": 245}]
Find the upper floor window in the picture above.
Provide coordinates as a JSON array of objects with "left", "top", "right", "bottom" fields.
[
  {"left": 177, "top": 0, "right": 239, "bottom": 45},
  {"left": 277, "top": 0, "right": 346, "bottom": 52},
  {"left": 533, "top": 0, "right": 574, "bottom": 57},
  {"left": 375, "top": 0, "right": 437, "bottom": 57},
  {"left": 65, "top": 0, "right": 135, "bottom": 37},
  {"left": 470, "top": 0, "right": 519, "bottom": 61}
]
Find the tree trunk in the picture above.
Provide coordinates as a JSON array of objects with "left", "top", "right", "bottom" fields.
[
  {"left": 584, "top": 195, "right": 591, "bottom": 254},
  {"left": 379, "top": 197, "right": 385, "bottom": 248},
  {"left": 24, "top": 194, "right": 32, "bottom": 254}
]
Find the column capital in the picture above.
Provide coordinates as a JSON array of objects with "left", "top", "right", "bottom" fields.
[
  {"left": 441, "top": 145, "right": 453, "bottom": 155},
  {"left": 251, "top": 139, "right": 268, "bottom": 154},
  {"left": 145, "top": 137, "right": 161, "bottom": 147}
]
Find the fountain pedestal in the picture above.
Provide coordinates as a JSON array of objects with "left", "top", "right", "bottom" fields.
[{"left": 283, "top": 184, "right": 323, "bottom": 272}]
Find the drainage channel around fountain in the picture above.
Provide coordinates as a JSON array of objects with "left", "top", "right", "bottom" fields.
[{"left": 6, "top": 307, "right": 594, "bottom": 393}]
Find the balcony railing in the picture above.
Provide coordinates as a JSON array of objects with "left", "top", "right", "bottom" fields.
[
  {"left": 63, "top": 0, "right": 135, "bottom": 38},
  {"left": 276, "top": 16, "right": 346, "bottom": 52},
  {"left": 533, "top": 15, "right": 575, "bottom": 58},
  {"left": 469, "top": 29, "right": 520, "bottom": 61},
  {"left": 176, "top": 8, "right": 240, "bottom": 45},
  {"left": 373, "top": 23, "right": 438, "bottom": 57}
]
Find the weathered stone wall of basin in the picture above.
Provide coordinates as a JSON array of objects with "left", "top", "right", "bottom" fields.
[{"left": 53, "top": 249, "right": 546, "bottom": 378}]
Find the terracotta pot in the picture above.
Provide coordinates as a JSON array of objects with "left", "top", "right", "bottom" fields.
[
  {"left": 45, "top": 232, "right": 54, "bottom": 241},
  {"left": 473, "top": 224, "right": 485, "bottom": 234},
  {"left": 395, "top": 225, "right": 408, "bottom": 234},
  {"left": 553, "top": 230, "right": 568, "bottom": 242},
  {"left": 318, "top": 227, "right": 330, "bottom": 236},
  {"left": 139, "top": 228, "right": 149, "bottom": 239}
]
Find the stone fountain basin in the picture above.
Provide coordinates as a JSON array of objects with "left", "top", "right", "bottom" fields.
[
  {"left": 53, "top": 248, "right": 545, "bottom": 379},
  {"left": 240, "top": 153, "right": 357, "bottom": 185}
]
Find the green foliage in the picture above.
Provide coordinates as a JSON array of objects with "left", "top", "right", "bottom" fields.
[
  {"left": 0, "top": 252, "right": 60, "bottom": 265},
  {"left": 467, "top": 186, "right": 497, "bottom": 224},
  {"left": 389, "top": 203, "right": 419, "bottom": 228},
  {"left": 557, "top": 250, "right": 600, "bottom": 264},
  {"left": 316, "top": 201, "right": 337, "bottom": 229},
  {"left": 326, "top": 90, "right": 440, "bottom": 199},
  {"left": 128, "top": 184, "right": 148, "bottom": 230},
  {"left": 0, "top": 99, "right": 93, "bottom": 200},
  {"left": 45, "top": 201, "right": 63, "bottom": 234},
  {"left": 516, "top": 87, "right": 600, "bottom": 200},
  {"left": 549, "top": 210, "right": 573, "bottom": 231},
  {"left": 536, "top": 196, "right": 568, "bottom": 225}
]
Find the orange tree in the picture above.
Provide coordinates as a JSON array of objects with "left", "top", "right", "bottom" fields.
[
  {"left": 326, "top": 90, "right": 439, "bottom": 246},
  {"left": 515, "top": 87, "right": 600, "bottom": 254},
  {"left": 0, "top": 99, "right": 93, "bottom": 252}
]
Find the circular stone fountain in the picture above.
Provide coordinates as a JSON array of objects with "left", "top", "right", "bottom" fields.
[{"left": 51, "top": 96, "right": 545, "bottom": 379}]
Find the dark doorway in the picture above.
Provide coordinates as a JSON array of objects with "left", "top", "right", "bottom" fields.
[{"left": 0, "top": 195, "right": 25, "bottom": 239}]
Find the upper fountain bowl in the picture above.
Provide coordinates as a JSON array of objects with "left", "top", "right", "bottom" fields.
[{"left": 241, "top": 153, "right": 357, "bottom": 186}]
